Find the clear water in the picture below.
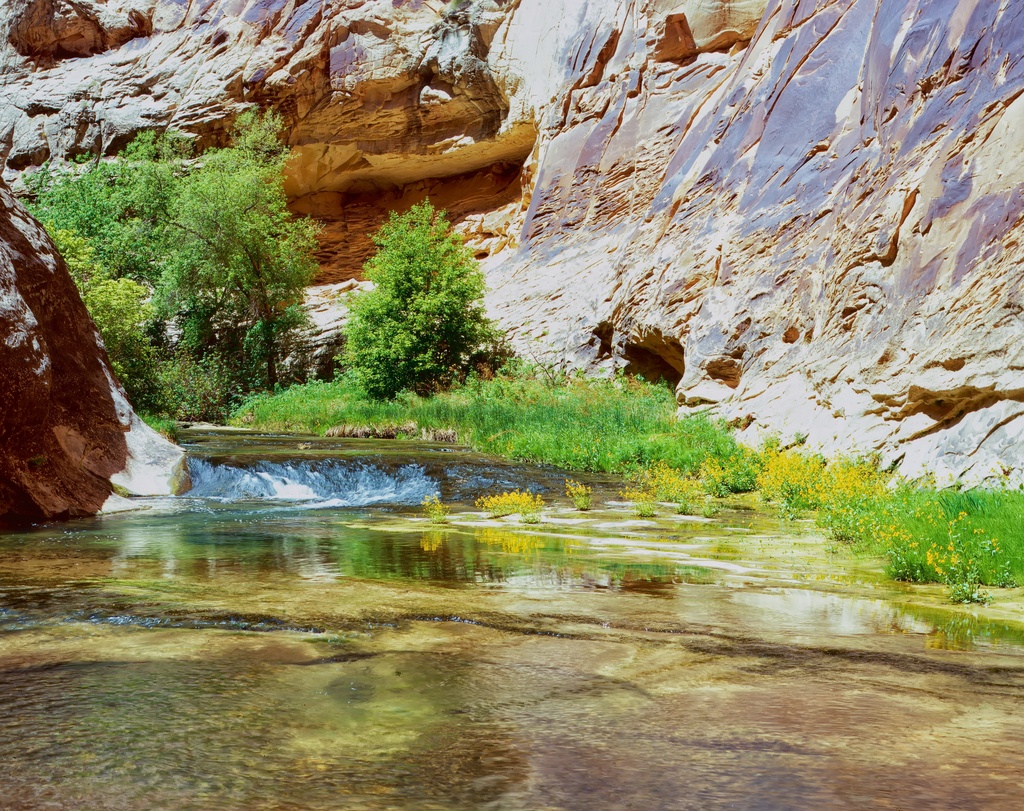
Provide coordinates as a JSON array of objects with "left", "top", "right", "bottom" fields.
[{"left": 1, "top": 430, "right": 1023, "bottom": 810}]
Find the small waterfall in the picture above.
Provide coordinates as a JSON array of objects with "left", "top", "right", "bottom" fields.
[{"left": 184, "top": 458, "right": 437, "bottom": 507}]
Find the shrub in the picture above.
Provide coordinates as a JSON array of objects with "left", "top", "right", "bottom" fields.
[
  {"left": 343, "top": 201, "right": 495, "bottom": 399},
  {"left": 160, "top": 355, "right": 241, "bottom": 423},
  {"left": 157, "top": 112, "right": 320, "bottom": 390}
]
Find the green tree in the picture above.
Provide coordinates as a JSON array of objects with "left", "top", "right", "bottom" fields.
[
  {"left": 343, "top": 201, "right": 495, "bottom": 399},
  {"left": 51, "top": 228, "right": 164, "bottom": 411},
  {"left": 156, "top": 110, "right": 320, "bottom": 389},
  {"left": 29, "top": 146, "right": 168, "bottom": 285},
  {"left": 30, "top": 109, "right": 321, "bottom": 411}
]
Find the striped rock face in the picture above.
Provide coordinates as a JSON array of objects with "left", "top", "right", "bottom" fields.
[
  {"left": 3, "top": 0, "right": 1024, "bottom": 483},
  {"left": 482, "top": 0, "right": 1024, "bottom": 486}
]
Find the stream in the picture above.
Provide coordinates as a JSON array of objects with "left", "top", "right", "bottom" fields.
[{"left": 1, "top": 429, "right": 1022, "bottom": 810}]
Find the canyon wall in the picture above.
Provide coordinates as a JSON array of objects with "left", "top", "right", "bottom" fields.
[
  {"left": 0, "top": 180, "right": 184, "bottom": 524},
  {"left": 2, "top": 0, "right": 1023, "bottom": 484}
]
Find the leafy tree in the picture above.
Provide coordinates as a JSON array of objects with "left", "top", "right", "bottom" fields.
[
  {"left": 51, "top": 228, "right": 164, "bottom": 411},
  {"left": 28, "top": 146, "right": 167, "bottom": 285},
  {"left": 343, "top": 201, "right": 494, "bottom": 399},
  {"left": 155, "top": 110, "right": 320, "bottom": 388},
  {"left": 29, "top": 109, "right": 321, "bottom": 412}
]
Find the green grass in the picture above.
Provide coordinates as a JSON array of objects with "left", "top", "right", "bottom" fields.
[
  {"left": 882, "top": 488, "right": 1023, "bottom": 599},
  {"left": 233, "top": 373, "right": 755, "bottom": 482},
  {"left": 811, "top": 474, "right": 1024, "bottom": 602},
  {"left": 140, "top": 412, "right": 180, "bottom": 443}
]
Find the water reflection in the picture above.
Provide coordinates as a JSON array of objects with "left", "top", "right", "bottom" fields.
[
  {"left": 2, "top": 432, "right": 1024, "bottom": 810},
  {"left": 52, "top": 504, "right": 695, "bottom": 592}
]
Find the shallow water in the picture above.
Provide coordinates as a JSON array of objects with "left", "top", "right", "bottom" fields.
[{"left": 2, "top": 430, "right": 1023, "bottom": 810}]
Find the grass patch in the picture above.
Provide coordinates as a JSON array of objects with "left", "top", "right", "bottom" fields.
[
  {"left": 140, "top": 413, "right": 179, "bottom": 443},
  {"left": 756, "top": 447, "right": 1023, "bottom": 603},
  {"left": 234, "top": 372, "right": 755, "bottom": 480},
  {"left": 872, "top": 488, "right": 1022, "bottom": 603}
]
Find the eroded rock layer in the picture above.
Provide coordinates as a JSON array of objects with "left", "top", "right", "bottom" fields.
[
  {"left": 0, "top": 180, "right": 183, "bottom": 524},
  {"left": 0, "top": 0, "right": 536, "bottom": 279},
  {"left": 483, "top": 0, "right": 1024, "bottom": 486},
  {"left": 3, "top": 0, "right": 1024, "bottom": 483}
]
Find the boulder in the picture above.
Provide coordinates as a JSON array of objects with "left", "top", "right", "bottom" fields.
[{"left": 0, "top": 180, "right": 184, "bottom": 525}]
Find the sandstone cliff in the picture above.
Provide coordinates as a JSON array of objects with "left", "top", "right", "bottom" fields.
[
  {"left": 0, "top": 180, "right": 184, "bottom": 524},
  {"left": 2, "top": 0, "right": 1023, "bottom": 485}
]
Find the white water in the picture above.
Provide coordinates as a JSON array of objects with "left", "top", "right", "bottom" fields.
[{"left": 185, "top": 458, "right": 437, "bottom": 507}]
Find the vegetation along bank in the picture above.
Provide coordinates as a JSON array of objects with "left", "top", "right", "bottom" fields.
[{"left": 29, "top": 112, "right": 1024, "bottom": 608}]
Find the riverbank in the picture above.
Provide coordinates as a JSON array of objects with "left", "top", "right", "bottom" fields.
[
  {"left": 234, "top": 375, "right": 1024, "bottom": 606},
  {"left": 233, "top": 374, "right": 756, "bottom": 483}
]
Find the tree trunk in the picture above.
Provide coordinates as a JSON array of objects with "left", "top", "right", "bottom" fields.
[{"left": 266, "top": 336, "right": 277, "bottom": 389}]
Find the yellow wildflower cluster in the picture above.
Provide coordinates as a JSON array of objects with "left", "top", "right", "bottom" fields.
[
  {"left": 620, "top": 486, "right": 658, "bottom": 517},
  {"left": 755, "top": 449, "right": 826, "bottom": 511},
  {"left": 820, "top": 457, "right": 889, "bottom": 503},
  {"left": 636, "top": 461, "right": 700, "bottom": 503},
  {"left": 757, "top": 448, "right": 891, "bottom": 520},
  {"left": 565, "top": 479, "right": 594, "bottom": 511},
  {"left": 753, "top": 443, "right": 1016, "bottom": 603},
  {"left": 814, "top": 458, "right": 893, "bottom": 544},
  {"left": 623, "top": 461, "right": 711, "bottom": 516},
  {"left": 476, "top": 490, "right": 545, "bottom": 522},
  {"left": 421, "top": 495, "right": 450, "bottom": 524},
  {"left": 697, "top": 458, "right": 729, "bottom": 497},
  {"left": 917, "top": 512, "right": 993, "bottom": 603}
]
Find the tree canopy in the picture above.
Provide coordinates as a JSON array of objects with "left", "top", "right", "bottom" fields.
[
  {"left": 30, "top": 110, "right": 321, "bottom": 417},
  {"left": 343, "top": 201, "right": 494, "bottom": 399}
]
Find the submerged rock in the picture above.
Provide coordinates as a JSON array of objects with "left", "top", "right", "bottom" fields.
[
  {"left": 2, "top": 0, "right": 1023, "bottom": 483},
  {"left": 0, "top": 179, "right": 184, "bottom": 524}
]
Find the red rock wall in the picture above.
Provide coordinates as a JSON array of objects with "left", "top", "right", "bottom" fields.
[{"left": 0, "top": 181, "right": 129, "bottom": 523}]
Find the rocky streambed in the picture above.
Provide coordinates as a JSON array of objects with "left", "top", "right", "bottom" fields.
[{"left": 1, "top": 429, "right": 1022, "bottom": 810}]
